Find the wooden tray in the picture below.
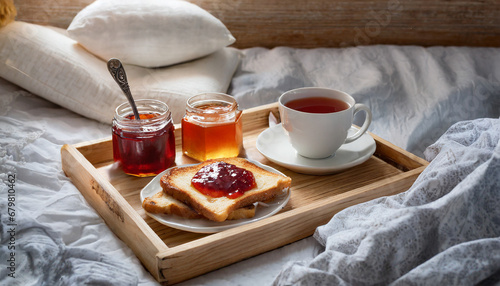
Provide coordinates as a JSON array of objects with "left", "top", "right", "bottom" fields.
[{"left": 61, "top": 102, "right": 428, "bottom": 285}]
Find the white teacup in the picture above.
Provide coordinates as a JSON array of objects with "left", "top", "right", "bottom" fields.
[{"left": 278, "top": 87, "right": 372, "bottom": 159}]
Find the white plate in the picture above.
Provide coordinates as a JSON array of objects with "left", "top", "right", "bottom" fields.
[
  {"left": 256, "top": 124, "right": 376, "bottom": 175},
  {"left": 140, "top": 160, "right": 291, "bottom": 233}
]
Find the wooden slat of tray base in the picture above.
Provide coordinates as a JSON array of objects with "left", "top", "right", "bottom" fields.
[
  {"left": 61, "top": 102, "right": 428, "bottom": 285},
  {"left": 157, "top": 167, "right": 424, "bottom": 284}
]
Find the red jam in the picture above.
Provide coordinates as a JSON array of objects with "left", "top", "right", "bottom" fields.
[
  {"left": 127, "top": 113, "right": 157, "bottom": 120},
  {"left": 191, "top": 161, "right": 257, "bottom": 199},
  {"left": 112, "top": 112, "right": 176, "bottom": 177}
]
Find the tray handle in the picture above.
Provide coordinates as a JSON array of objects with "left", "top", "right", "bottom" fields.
[{"left": 61, "top": 144, "right": 168, "bottom": 280}]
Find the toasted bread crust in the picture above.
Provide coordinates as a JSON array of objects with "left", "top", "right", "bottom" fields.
[
  {"left": 227, "top": 204, "right": 257, "bottom": 220},
  {"left": 160, "top": 157, "right": 291, "bottom": 222},
  {"left": 142, "top": 191, "right": 257, "bottom": 220},
  {"left": 142, "top": 191, "right": 202, "bottom": 219}
]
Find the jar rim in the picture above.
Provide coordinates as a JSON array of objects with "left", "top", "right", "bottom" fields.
[
  {"left": 114, "top": 99, "right": 171, "bottom": 125},
  {"left": 186, "top": 92, "right": 237, "bottom": 114}
]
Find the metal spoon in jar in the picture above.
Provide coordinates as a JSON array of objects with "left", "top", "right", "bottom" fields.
[{"left": 107, "top": 58, "right": 140, "bottom": 120}]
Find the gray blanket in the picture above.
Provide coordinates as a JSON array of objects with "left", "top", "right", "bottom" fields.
[{"left": 273, "top": 118, "right": 500, "bottom": 285}]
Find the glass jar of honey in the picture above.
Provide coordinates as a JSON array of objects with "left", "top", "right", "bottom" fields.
[
  {"left": 182, "top": 93, "right": 243, "bottom": 161},
  {"left": 112, "top": 99, "right": 176, "bottom": 177}
]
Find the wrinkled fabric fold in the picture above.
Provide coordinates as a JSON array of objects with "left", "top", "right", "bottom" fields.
[
  {"left": 0, "top": 216, "right": 139, "bottom": 286},
  {"left": 273, "top": 118, "right": 500, "bottom": 285},
  {"left": 0, "top": 88, "right": 158, "bottom": 285},
  {"left": 230, "top": 46, "right": 500, "bottom": 158}
]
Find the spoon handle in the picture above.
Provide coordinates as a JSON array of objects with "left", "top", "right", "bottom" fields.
[{"left": 107, "top": 58, "right": 140, "bottom": 120}]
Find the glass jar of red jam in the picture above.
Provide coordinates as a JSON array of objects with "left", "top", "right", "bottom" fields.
[
  {"left": 112, "top": 99, "right": 176, "bottom": 177},
  {"left": 182, "top": 93, "right": 243, "bottom": 161}
]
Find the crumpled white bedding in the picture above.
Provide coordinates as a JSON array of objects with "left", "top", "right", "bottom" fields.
[
  {"left": 1, "top": 45, "right": 499, "bottom": 286},
  {"left": 0, "top": 82, "right": 155, "bottom": 285},
  {"left": 273, "top": 118, "right": 500, "bottom": 285},
  {"left": 231, "top": 45, "right": 500, "bottom": 158}
]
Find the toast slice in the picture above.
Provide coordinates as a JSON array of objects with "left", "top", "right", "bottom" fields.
[
  {"left": 160, "top": 157, "right": 292, "bottom": 222},
  {"left": 142, "top": 191, "right": 257, "bottom": 220},
  {"left": 142, "top": 191, "right": 201, "bottom": 219}
]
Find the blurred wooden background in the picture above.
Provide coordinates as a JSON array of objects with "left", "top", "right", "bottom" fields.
[{"left": 13, "top": 0, "right": 500, "bottom": 48}]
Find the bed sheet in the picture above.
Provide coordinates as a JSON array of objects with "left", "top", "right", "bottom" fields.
[
  {"left": 1, "top": 45, "right": 499, "bottom": 286},
  {"left": 230, "top": 45, "right": 500, "bottom": 158}
]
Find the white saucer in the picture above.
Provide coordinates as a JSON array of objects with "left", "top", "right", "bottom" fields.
[
  {"left": 140, "top": 160, "right": 291, "bottom": 233},
  {"left": 256, "top": 124, "right": 376, "bottom": 175}
]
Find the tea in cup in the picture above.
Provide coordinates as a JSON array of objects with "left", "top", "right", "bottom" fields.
[{"left": 278, "top": 87, "right": 372, "bottom": 159}]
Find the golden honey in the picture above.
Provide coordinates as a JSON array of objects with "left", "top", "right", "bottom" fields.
[{"left": 181, "top": 93, "right": 242, "bottom": 161}]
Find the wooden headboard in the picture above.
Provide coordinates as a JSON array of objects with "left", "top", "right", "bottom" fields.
[{"left": 13, "top": 0, "right": 500, "bottom": 48}]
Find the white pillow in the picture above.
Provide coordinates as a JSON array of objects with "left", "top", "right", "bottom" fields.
[
  {"left": 0, "top": 21, "right": 240, "bottom": 124},
  {"left": 67, "top": 0, "right": 236, "bottom": 68}
]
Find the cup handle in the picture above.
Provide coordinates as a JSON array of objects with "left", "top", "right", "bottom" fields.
[{"left": 345, "top": 103, "right": 372, "bottom": 144}]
